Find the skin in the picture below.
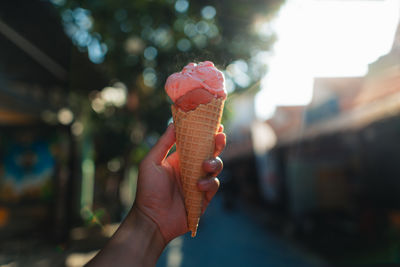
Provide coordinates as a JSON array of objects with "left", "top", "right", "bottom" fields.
[{"left": 86, "top": 123, "right": 226, "bottom": 267}]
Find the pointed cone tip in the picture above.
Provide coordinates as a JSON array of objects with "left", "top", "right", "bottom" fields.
[{"left": 191, "top": 230, "right": 197, "bottom": 237}]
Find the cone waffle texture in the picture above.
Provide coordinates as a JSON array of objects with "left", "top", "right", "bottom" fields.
[{"left": 171, "top": 97, "right": 224, "bottom": 237}]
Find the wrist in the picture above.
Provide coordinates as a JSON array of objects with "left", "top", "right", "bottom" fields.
[
  {"left": 125, "top": 205, "right": 166, "bottom": 265},
  {"left": 87, "top": 205, "right": 166, "bottom": 267}
]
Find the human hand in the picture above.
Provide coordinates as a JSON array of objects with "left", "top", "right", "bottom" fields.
[
  {"left": 133, "top": 123, "right": 226, "bottom": 244},
  {"left": 85, "top": 124, "right": 225, "bottom": 267}
]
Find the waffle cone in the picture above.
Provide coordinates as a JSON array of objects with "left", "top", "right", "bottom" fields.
[{"left": 171, "top": 97, "right": 224, "bottom": 237}]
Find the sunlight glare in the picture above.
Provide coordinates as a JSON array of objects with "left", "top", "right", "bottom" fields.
[{"left": 255, "top": 0, "right": 400, "bottom": 120}]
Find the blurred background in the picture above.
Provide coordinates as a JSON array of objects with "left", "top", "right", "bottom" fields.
[{"left": 0, "top": 0, "right": 399, "bottom": 266}]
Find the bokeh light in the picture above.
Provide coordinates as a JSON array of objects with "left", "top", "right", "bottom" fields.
[
  {"left": 143, "top": 46, "right": 158, "bottom": 60},
  {"left": 91, "top": 97, "right": 106, "bottom": 113},
  {"left": 152, "top": 27, "right": 173, "bottom": 48},
  {"left": 184, "top": 22, "right": 197, "bottom": 37},
  {"left": 206, "top": 24, "right": 219, "bottom": 38},
  {"left": 107, "top": 158, "right": 122, "bottom": 172},
  {"left": 173, "top": 18, "right": 186, "bottom": 32},
  {"left": 201, "top": 6, "right": 216, "bottom": 20},
  {"left": 61, "top": 7, "right": 108, "bottom": 63},
  {"left": 57, "top": 108, "right": 74, "bottom": 125},
  {"left": 100, "top": 83, "right": 127, "bottom": 108},
  {"left": 124, "top": 37, "right": 145, "bottom": 55},
  {"left": 120, "top": 22, "right": 133, "bottom": 33},
  {"left": 226, "top": 60, "right": 251, "bottom": 88},
  {"left": 142, "top": 67, "right": 157, "bottom": 88},
  {"left": 196, "top": 21, "right": 209, "bottom": 34},
  {"left": 224, "top": 77, "right": 236, "bottom": 93},
  {"left": 71, "top": 121, "right": 84, "bottom": 136},
  {"left": 177, "top": 38, "right": 191, "bottom": 51},
  {"left": 50, "top": 0, "right": 66, "bottom": 6},
  {"left": 192, "top": 34, "right": 207, "bottom": 48},
  {"left": 175, "top": 0, "right": 189, "bottom": 13}
]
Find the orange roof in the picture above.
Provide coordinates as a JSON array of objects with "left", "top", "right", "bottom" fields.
[
  {"left": 267, "top": 105, "right": 306, "bottom": 139},
  {"left": 311, "top": 77, "right": 364, "bottom": 110}
]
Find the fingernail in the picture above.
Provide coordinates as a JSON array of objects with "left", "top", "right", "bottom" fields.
[
  {"left": 208, "top": 159, "right": 218, "bottom": 169},
  {"left": 198, "top": 179, "right": 210, "bottom": 186}
]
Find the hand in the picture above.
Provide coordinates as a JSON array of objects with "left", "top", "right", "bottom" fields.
[
  {"left": 134, "top": 123, "right": 226, "bottom": 243},
  {"left": 86, "top": 124, "right": 226, "bottom": 267}
]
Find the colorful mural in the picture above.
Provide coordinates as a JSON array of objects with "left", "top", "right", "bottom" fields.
[{"left": 0, "top": 131, "right": 56, "bottom": 202}]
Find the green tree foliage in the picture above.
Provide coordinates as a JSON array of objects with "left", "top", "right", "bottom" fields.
[{"left": 52, "top": 0, "right": 284, "bottom": 165}]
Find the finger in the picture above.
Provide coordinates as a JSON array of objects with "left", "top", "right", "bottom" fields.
[
  {"left": 202, "top": 157, "right": 223, "bottom": 177},
  {"left": 166, "top": 152, "right": 182, "bottom": 187},
  {"left": 218, "top": 124, "right": 224, "bottom": 133},
  {"left": 214, "top": 132, "right": 226, "bottom": 157},
  {"left": 198, "top": 177, "right": 220, "bottom": 214},
  {"left": 146, "top": 124, "right": 176, "bottom": 165}
]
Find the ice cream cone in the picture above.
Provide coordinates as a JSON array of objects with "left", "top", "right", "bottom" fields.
[{"left": 171, "top": 97, "right": 224, "bottom": 237}]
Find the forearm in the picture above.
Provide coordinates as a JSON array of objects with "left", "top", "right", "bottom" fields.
[{"left": 86, "top": 206, "right": 166, "bottom": 267}]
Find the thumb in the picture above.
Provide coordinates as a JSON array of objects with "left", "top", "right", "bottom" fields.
[{"left": 146, "top": 123, "right": 176, "bottom": 165}]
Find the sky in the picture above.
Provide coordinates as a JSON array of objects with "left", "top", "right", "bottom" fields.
[{"left": 255, "top": 0, "right": 400, "bottom": 120}]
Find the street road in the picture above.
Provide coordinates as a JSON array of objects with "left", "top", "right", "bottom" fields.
[{"left": 157, "top": 195, "right": 321, "bottom": 267}]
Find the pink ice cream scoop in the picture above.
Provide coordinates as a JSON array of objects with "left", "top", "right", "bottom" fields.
[{"left": 165, "top": 61, "right": 227, "bottom": 111}]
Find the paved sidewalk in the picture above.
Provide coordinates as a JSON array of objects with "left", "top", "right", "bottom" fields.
[{"left": 157, "top": 195, "right": 322, "bottom": 267}]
